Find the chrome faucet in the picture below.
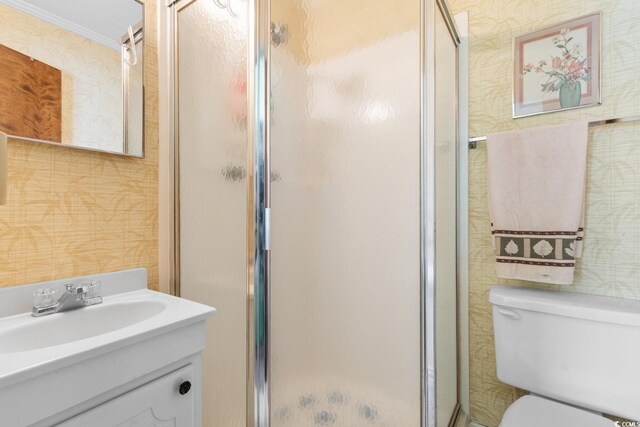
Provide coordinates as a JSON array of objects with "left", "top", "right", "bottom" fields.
[{"left": 32, "top": 281, "right": 103, "bottom": 317}]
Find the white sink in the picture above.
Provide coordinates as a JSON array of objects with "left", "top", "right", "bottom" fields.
[
  {"left": 0, "top": 268, "right": 215, "bottom": 427},
  {"left": 0, "top": 300, "right": 166, "bottom": 353}
]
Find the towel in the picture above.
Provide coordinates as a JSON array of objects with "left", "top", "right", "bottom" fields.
[
  {"left": 487, "top": 122, "right": 588, "bottom": 285},
  {"left": 0, "top": 132, "right": 6, "bottom": 205}
]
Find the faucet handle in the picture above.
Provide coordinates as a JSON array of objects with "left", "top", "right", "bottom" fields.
[
  {"left": 86, "top": 280, "right": 102, "bottom": 298},
  {"left": 33, "top": 288, "right": 57, "bottom": 309},
  {"left": 80, "top": 280, "right": 102, "bottom": 306}
]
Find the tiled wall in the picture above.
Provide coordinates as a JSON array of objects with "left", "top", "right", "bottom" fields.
[
  {"left": 0, "top": 0, "right": 158, "bottom": 290},
  {"left": 449, "top": 1, "right": 640, "bottom": 425}
]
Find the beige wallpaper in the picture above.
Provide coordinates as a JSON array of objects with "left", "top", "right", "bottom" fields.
[
  {"left": 0, "top": 4, "right": 124, "bottom": 152},
  {"left": 0, "top": 0, "right": 158, "bottom": 290},
  {"left": 449, "top": 1, "right": 640, "bottom": 425}
]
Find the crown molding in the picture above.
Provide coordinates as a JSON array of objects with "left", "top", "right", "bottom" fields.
[{"left": 1, "top": 0, "right": 121, "bottom": 50}]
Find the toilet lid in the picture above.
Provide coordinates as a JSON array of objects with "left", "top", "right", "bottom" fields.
[{"left": 500, "top": 396, "right": 616, "bottom": 427}]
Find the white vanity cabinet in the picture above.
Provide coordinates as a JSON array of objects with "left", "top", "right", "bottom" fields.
[
  {"left": 59, "top": 364, "right": 195, "bottom": 427},
  {"left": 0, "top": 269, "right": 215, "bottom": 427}
]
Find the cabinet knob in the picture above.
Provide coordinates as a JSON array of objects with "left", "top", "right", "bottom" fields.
[{"left": 179, "top": 381, "right": 192, "bottom": 395}]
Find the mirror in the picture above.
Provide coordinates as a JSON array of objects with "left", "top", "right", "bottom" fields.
[{"left": 0, "top": 0, "right": 144, "bottom": 157}]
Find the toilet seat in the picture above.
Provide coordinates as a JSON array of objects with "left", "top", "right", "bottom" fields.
[{"left": 500, "top": 395, "right": 615, "bottom": 427}]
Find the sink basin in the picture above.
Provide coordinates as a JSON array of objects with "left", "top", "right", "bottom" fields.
[{"left": 0, "top": 300, "right": 166, "bottom": 353}]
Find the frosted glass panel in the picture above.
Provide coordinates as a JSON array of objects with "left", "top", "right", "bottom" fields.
[
  {"left": 269, "top": 1, "right": 421, "bottom": 425},
  {"left": 434, "top": 8, "right": 459, "bottom": 427},
  {"left": 176, "top": 1, "right": 248, "bottom": 425}
]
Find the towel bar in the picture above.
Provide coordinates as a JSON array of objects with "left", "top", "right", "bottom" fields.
[{"left": 467, "top": 115, "right": 640, "bottom": 149}]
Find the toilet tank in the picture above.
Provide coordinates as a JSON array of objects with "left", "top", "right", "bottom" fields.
[{"left": 490, "top": 285, "right": 640, "bottom": 420}]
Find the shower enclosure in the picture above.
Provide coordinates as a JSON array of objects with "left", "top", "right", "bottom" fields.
[{"left": 168, "top": 0, "right": 460, "bottom": 425}]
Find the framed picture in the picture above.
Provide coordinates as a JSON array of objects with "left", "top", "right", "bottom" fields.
[{"left": 513, "top": 13, "right": 601, "bottom": 118}]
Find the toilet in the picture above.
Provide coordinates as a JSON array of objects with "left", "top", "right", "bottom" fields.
[{"left": 490, "top": 285, "right": 640, "bottom": 426}]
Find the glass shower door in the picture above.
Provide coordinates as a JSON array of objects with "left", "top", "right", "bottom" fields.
[
  {"left": 268, "top": 1, "right": 423, "bottom": 425},
  {"left": 434, "top": 4, "right": 459, "bottom": 425},
  {"left": 175, "top": 0, "right": 249, "bottom": 425},
  {"left": 172, "top": 0, "right": 460, "bottom": 425}
]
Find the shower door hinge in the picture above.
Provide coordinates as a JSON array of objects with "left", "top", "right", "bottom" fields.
[{"left": 264, "top": 208, "right": 271, "bottom": 251}]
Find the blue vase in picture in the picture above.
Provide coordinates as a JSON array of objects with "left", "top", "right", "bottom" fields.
[{"left": 559, "top": 81, "right": 582, "bottom": 108}]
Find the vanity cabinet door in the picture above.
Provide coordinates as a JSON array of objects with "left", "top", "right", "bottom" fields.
[{"left": 57, "top": 364, "right": 195, "bottom": 427}]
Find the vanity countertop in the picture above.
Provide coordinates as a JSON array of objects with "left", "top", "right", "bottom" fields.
[{"left": 0, "top": 269, "right": 215, "bottom": 388}]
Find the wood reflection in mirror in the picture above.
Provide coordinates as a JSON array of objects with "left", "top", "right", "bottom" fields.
[{"left": 0, "top": 44, "right": 62, "bottom": 142}]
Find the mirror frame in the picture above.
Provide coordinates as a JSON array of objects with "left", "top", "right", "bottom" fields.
[{"left": 121, "top": 15, "right": 145, "bottom": 158}]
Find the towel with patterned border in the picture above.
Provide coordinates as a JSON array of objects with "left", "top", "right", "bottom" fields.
[{"left": 487, "top": 122, "right": 588, "bottom": 285}]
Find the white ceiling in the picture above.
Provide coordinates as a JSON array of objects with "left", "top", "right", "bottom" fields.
[{"left": 3, "top": 0, "right": 142, "bottom": 49}]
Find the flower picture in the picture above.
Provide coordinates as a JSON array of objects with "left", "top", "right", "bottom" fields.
[{"left": 513, "top": 13, "right": 601, "bottom": 118}]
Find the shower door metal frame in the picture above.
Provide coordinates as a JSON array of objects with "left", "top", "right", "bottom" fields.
[
  {"left": 168, "top": 0, "right": 462, "bottom": 425},
  {"left": 168, "top": 0, "right": 180, "bottom": 300},
  {"left": 248, "top": 0, "right": 270, "bottom": 425},
  {"left": 421, "top": 0, "right": 437, "bottom": 424},
  {"left": 422, "top": 1, "right": 461, "bottom": 426},
  {"left": 251, "top": 1, "right": 461, "bottom": 427}
]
